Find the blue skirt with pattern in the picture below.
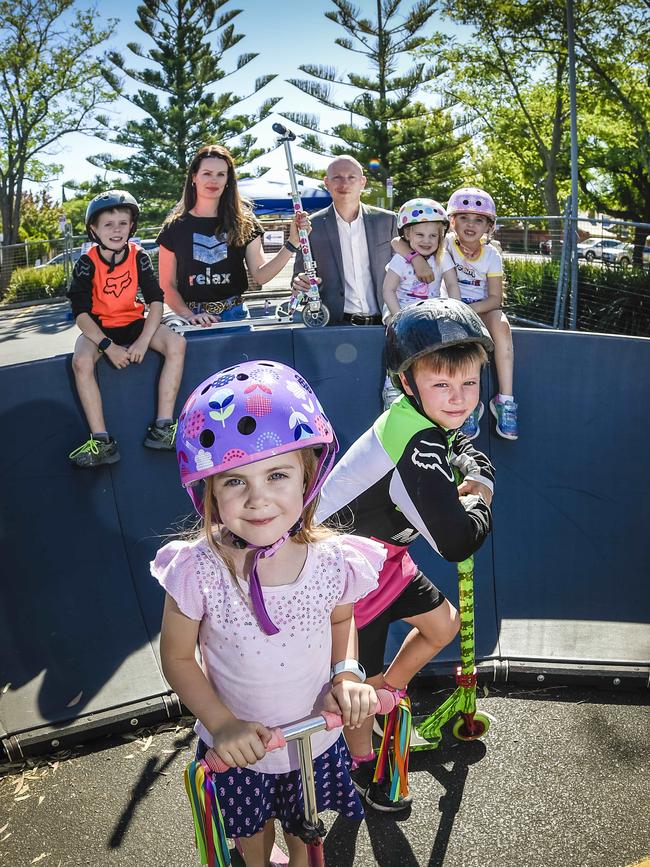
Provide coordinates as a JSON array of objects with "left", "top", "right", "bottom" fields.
[{"left": 196, "top": 734, "right": 364, "bottom": 839}]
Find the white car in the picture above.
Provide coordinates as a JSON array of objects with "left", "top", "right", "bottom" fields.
[
  {"left": 601, "top": 243, "right": 634, "bottom": 266},
  {"left": 577, "top": 238, "right": 627, "bottom": 262}
]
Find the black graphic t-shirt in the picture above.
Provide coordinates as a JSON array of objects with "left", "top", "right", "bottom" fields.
[{"left": 157, "top": 214, "right": 263, "bottom": 303}]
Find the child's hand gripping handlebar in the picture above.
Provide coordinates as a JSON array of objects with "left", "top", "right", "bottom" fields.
[{"left": 202, "top": 688, "right": 400, "bottom": 774}]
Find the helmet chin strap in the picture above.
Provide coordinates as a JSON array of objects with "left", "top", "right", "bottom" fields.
[
  {"left": 404, "top": 368, "right": 425, "bottom": 414},
  {"left": 88, "top": 228, "right": 129, "bottom": 273},
  {"left": 228, "top": 519, "right": 303, "bottom": 636}
]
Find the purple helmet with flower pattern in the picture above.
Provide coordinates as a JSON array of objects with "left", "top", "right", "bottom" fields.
[
  {"left": 397, "top": 198, "right": 448, "bottom": 237},
  {"left": 176, "top": 360, "right": 338, "bottom": 514},
  {"left": 447, "top": 187, "right": 497, "bottom": 222}
]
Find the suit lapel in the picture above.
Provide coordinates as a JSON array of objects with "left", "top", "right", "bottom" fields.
[
  {"left": 362, "top": 205, "right": 379, "bottom": 291},
  {"left": 324, "top": 205, "right": 345, "bottom": 287}
]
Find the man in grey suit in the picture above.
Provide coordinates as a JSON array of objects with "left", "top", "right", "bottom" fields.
[{"left": 292, "top": 156, "right": 397, "bottom": 325}]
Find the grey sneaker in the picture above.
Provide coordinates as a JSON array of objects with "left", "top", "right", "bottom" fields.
[
  {"left": 143, "top": 421, "right": 177, "bottom": 450},
  {"left": 69, "top": 436, "right": 120, "bottom": 469}
]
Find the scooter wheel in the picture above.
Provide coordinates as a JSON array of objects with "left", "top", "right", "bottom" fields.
[
  {"left": 161, "top": 314, "right": 189, "bottom": 334},
  {"left": 452, "top": 712, "right": 490, "bottom": 741},
  {"left": 302, "top": 304, "right": 330, "bottom": 328}
]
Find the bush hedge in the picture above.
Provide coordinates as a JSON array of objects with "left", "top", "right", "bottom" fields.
[
  {"left": 503, "top": 259, "right": 650, "bottom": 336},
  {"left": 3, "top": 265, "right": 67, "bottom": 304}
]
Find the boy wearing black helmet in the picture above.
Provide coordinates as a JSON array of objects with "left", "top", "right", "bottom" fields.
[
  {"left": 315, "top": 298, "right": 495, "bottom": 812},
  {"left": 67, "top": 190, "right": 186, "bottom": 468}
]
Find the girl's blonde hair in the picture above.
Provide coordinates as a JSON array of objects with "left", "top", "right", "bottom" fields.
[
  {"left": 201, "top": 447, "right": 334, "bottom": 583},
  {"left": 403, "top": 222, "right": 447, "bottom": 264},
  {"left": 163, "top": 144, "right": 260, "bottom": 247}
]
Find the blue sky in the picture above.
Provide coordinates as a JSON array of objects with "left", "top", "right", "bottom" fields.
[{"left": 44, "top": 0, "right": 467, "bottom": 198}]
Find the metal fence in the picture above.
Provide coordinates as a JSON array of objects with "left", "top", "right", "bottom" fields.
[
  {"left": 2, "top": 214, "right": 650, "bottom": 337},
  {"left": 495, "top": 212, "right": 650, "bottom": 337}
]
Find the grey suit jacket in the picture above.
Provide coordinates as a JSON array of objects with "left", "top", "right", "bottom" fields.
[{"left": 292, "top": 203, "right": 397, "bottom": 324}]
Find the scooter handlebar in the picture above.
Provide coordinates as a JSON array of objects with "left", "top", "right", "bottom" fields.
[{"left": 202, "top": 688, "right": 399, "bottom": 774}]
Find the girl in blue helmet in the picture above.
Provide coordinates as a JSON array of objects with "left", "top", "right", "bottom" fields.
[{"left": 152, "top": 360, "right": 386, "bottom": 866}]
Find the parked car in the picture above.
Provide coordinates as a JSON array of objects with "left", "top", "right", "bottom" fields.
[
  {"left": 577, "top": 238, "right": 626, "bottom": 261},
  {"left": 601, "top": 243, "right": 634, "bottom": 266},
  {"left": 36, "top": 239, "right": 157, "bottom": 268},
  {"left": 135, "top": 238, "right": 159, "bottom": 254},
  {"left": 36, "top": 248, "right": 83, "bottom": 268}
]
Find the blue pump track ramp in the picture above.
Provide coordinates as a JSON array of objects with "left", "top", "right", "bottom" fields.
[{"left": 0, "top": 326, "right": 648, "bottom": 758}]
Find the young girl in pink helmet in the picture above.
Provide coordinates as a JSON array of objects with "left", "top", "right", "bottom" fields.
[
  {"left": 393, "top": 187, "right": 518, "bottom": 440},
  {"left": 151, "top": 360, "right": 386, "bottom": 866}
]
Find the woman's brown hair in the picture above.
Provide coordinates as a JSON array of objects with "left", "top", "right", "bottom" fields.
[{"left": 164, "top": 144, "right": 258, "bottom": 247}]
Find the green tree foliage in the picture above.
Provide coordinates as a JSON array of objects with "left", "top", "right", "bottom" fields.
[
  {"left": 464, "top": 84, "right": 571, "bottom": 216},
  {"left": 439, "top": 0, "right": 570, "bottom": 216},
  {"left": 93, "top": 0, "right": 280, "bottom": 216},
  {"left": 285, "top": 0, "right": 463, "bottom": 189},
  {"left": 572, "top": 0, "right": 650, "bottom": 259},
  {"left": 0, "top": 0, "right": 115, "bottom": 288},
  {"left": 390, "top": 103, "right": 466, "bottom": 203},
  {"left": 18, "top": 192, "right": 63, "bottom": 244}
]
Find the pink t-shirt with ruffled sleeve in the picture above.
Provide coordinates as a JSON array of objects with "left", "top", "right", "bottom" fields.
[{"left": 151, "top": 534, "right": 385, "bottom": 773}]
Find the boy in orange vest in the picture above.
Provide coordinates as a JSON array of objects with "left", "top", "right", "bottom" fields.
[{"left": 67, "top": 190, "right": 186, "bottom": 468}]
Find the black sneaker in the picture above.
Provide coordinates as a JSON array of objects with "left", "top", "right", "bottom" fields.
[
  {"left": 350, "top": 759, "right": 375, "bottom": 798},
  {"left": 351, "top": 761, "right": 412, "bottom": 813},
  {"left": 143, "top": 421, "right": 177, "bottom": 450},
  {"left": 69, "top": 436, "right": 120, "bottom": 469},
  {"left": 365, "top": 780, "right": 412, "bottom": 813}
]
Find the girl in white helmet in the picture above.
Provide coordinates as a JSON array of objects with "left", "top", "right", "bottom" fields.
[{"left": 381, "top": 198, "right": 461, "bottom": 408}]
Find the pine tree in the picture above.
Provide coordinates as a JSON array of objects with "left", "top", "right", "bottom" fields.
[
  {"left": 93, "top": 0, "right": 280, "bottom": 213},
  {"left": 284, "top": 0, "right": 463, "bottom": 188}
]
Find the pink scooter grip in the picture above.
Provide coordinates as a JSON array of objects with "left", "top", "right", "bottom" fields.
[
  {"left": 320, "top": 687, "right": 400, "bottom": 731},
  {"left": 203, "top": 728, "right": 286, "bottom": 773}
]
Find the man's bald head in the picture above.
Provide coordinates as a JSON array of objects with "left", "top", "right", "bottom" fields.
[
  {"left": 326, "top": 155, "right": 365, "bottom": 179},
  {"left": 324, "top": 156, "right": 367, "bottom": 214}
]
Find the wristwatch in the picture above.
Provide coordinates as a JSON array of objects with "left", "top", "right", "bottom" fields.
[
  {"left": 97, "top": 337, "right": 112, "bottom": 353},
  {"left": 284, "top": 239, "right": 299, "bottom": 253},
  {"left": 331, "top": 659, "right": 367, "bottom": 683},
  {"left": 404, "top": 250, "right": 422, "bottom": 264}
]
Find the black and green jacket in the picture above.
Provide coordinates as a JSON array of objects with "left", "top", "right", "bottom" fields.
[{"left": 316, "top": 395, "right": 494, "bottom": 562}]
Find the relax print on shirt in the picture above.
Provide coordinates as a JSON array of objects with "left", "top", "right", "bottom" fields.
[
  {"left": 193, "top": 232, "right": 228, "bottom": 264},
  {"left": 188, "top": 269, "right": 232, "bottom": 287},
  {"left": 410, "top": 441, "right": 455, "bottom": 481},
  {"left": 103, "top": 271, "right": 132, "bottom": 298}
]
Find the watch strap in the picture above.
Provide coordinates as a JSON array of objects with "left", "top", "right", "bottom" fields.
[
  {"left": 331, "top": 659, "right": 366, "bottom": 683},
  {"left": 284, "top": 239, "right": 299, "bottom": 254},
  {"left": 98, "top": 337, "right": 112, "bottom": 353},
  {"left": 404, "top": 250, "right": 422, "bottom": 264}
]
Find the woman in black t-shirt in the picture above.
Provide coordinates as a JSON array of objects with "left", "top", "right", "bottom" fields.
[{"left": 157, "top": 144, "right": 308, "bottom": 326}]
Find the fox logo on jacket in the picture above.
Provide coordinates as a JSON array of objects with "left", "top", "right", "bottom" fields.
[{"left": 103, "top": 272, "right": 132, "bottom": 298}]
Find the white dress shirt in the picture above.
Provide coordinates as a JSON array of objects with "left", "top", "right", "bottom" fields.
[{"left": 334, "top": 207, "right": 380, "bottom": 315}]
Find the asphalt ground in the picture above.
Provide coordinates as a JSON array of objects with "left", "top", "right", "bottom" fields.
[{"left": 1, "top": 683, "right": 648, "bottom": 867}]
